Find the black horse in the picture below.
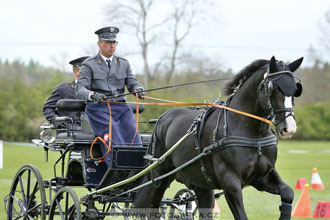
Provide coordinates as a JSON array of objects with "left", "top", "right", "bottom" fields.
[{"left": 132, "top": 56, "right": 303, "bottom": 220}]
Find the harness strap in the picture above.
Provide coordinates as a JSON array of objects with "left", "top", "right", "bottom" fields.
[
  {"left": 105, "top": 134, "right": 278, "bottom": 200},
  {"left": 193, "top": 104, "right": 223, "bottom": 188},
  {"left": 204, "top": 135, "right": 277, "bottom": 155}
]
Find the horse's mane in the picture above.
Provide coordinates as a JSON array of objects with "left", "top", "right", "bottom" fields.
[{"left": 224, "top": 59, "right": 269, "bottom": 96}]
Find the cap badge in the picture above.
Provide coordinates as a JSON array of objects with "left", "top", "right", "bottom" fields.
[{"left": 110, "top": 27, "right": 115, "bottom": 32}]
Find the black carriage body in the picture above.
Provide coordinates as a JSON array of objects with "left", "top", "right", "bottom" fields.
[{"left": 44, "top": 99, "right": 150, "bottom": 189}]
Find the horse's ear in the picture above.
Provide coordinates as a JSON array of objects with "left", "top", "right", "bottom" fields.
[
  {"left": 288, "top": 57, "right": 304, "bottom": 72},
  {"left": 269, "top": 56, "right": 277, "bottom": 73}
]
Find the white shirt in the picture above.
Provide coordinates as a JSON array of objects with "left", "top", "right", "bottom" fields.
[{"left": 100, "top": 54, "right": 113, "bottom": 64}]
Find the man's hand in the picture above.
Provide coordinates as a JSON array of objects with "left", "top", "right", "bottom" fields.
[
  {"left": 92, "top": 92, "right": 107, "bottom": 102},
  {"left": 135, "top": 87, "right": 145, "bottom": 100}
]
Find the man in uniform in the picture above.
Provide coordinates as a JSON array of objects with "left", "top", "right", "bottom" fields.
[
  {"left": 75, "top": 26, "right": 144, "bottom": 167},
  {"left": 43, "top": 56, "right": 89, "bottom": 128}
]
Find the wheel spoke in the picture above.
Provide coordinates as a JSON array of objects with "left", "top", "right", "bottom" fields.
[
  {"left": 27, "top": 170, "right": 31, "bottom": 207},
  {"left": 30, "top": 181, "right": 39, "bottom": 199},
  {"left": 26, "top": 213, "right": 35, "bottom": 220},
  {"left": 18, "top": 175, "right": 27, "bottom": 206},
  {"left": 27, "top": 203, "right": 41, "bottom": 213},
  {"left": 55, "top": 196, "right": 66, "bottom": 220},
  {"left": 13, "top": 215, "right": 23, "bottom": 220},
  {"left": 65, "top": 192, "right": 69, "bottom": 220},
  {"left": 68, "top": 205, "right": 76, "bottom": 219},
  {"left": 26, "top": 181, "right": 39, "bottom": 212}
]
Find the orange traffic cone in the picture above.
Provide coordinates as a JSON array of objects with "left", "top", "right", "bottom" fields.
[
  {"left": 311, "top": 167, "right": 324, "bottom": 190},
  {"left": 213, "top": 199, "right": 221, "bottom": 214},
  {"left": 292, "top": 184, "right": 312, "bottom": 218},
  {"left": 295, "top": 178, "right": 307, "bottom": 190}
]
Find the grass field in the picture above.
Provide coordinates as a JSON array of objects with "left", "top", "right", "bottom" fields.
[{"left": 1, "top": 140, "right": 330, "bottom": 219}]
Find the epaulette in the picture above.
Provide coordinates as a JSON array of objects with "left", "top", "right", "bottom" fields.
[{"left": 116, "top": 56, "right": 128, "bottom": 61}]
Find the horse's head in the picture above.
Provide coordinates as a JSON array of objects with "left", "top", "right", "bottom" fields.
[{"left": 259, "top": 56, "right": 303, "bottom": 139}]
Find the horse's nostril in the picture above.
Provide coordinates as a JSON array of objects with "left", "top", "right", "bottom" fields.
[{"left": 280, "top": 128, "right": 288, "bottom": 136}]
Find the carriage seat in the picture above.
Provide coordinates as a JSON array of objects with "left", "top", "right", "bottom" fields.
[{"left": 55, "top": 99, "right": 151, "bottom": 146}]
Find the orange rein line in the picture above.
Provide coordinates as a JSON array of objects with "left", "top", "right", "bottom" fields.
[
  {"left": 89, "top": 94, "right": 140, "bottom": 161},
  {"left": 90, "top": 94, "right": 273, "bottom": 161},
  {"left": 128, "top": 95, "right": 273, "bottom": 125},
  {"left": 90, "top": 102, "right": 112, "bottom": 161}
]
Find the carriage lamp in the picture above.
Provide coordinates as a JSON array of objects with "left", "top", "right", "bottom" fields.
[{"left": 40, "top": 129, "right": 56, "bottom": 144}]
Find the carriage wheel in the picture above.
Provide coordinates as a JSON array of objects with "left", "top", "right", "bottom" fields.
[
  {"left": 48, "top": 187, "right": 82, "bottom": 220},
  {"left": 6, "top": 164, "right": 46, "bottom": 220},
  {"left": 168, "top": 188, "right": 198, "bottom": 220}
]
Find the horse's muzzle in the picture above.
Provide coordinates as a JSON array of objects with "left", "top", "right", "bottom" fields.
[
  {"left": 279, "top": 128, "right": 295, "bottom": 139},
  {"left": 276, "top": 114, "right": 297, "bottom": 139}
]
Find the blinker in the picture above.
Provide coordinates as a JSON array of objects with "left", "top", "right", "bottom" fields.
[
  {"left": 269, "top": 73, "right": 299, "bottom": 97},
  {"left": 268, "top": 81, "right": 302, "bottom": 97},
  {"left": 294, "top": 82, "right": 302, "bottom": 97},
  {"left": 262, "top": 72, "right": 303, "bottom": 97}
]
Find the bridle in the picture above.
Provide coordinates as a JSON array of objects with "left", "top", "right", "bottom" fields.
[{"left": 260, "top": 69, "right": 302, "bottom": 126}]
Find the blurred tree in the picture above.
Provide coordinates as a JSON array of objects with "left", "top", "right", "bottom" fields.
[
  {"left": 50, "top": 52, "right": 70, "bottom": 73},
  {"left": 318, "top": 8, "right": 330, "bottom": 60},
  {"left": 0, "top": 60, "right": 72, "bottom": 141},
  {"left": 0, "top": 78, "right": 43, "bottom": 141},
  {"left": 298, "top": 62, "right": 330, "bottom": 104},
  {"left": 103, "top": 0, "right": 219, "bottom": 86}
]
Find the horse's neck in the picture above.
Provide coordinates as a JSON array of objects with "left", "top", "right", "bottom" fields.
[{"left": 225, "top": 86, "right": 271, "bottom": 138}]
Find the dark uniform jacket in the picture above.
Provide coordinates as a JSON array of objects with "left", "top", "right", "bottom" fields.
[
  {"left": 43, "top": 80, "right": 79, "bottom": 122},
  {"left": 75, "top": 52, "right": 143, "bottom": 102}
]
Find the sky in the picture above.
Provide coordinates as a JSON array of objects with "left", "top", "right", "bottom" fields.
[{"left": 1, "top": 0, "right": 330, "bottom": 73}]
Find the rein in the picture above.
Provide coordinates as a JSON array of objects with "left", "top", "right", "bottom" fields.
[
  {"left": 112, "top": 77, "right": 232, "bottom": 98},
  {"left": 104, "top": 96, "right": 273, "bottom": 125},
  {"left": 89, "top": 94, "right": 273, "bottom": 160}
]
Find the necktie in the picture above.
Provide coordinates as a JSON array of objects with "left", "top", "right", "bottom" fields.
[{"left": 106, "top": 59, "right": 111, "bottom": 69}]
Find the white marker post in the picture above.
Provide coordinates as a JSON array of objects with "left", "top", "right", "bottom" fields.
[{"left": 0, "top": 140, "right": 3, "bottom": 169}]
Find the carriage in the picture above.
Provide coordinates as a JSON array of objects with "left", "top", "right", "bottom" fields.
[
  {"left": 5, "top": 98, "right": 211, "bottom": 220},
  {"left": 6, "top": 56, "right": 304, "bottom": 220}
]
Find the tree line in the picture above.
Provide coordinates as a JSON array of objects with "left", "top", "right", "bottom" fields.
[{"left": 0, "top": 58, "right": 329, "bottom": 141}]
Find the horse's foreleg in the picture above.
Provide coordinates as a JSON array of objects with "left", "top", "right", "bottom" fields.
[
  {"left": 222, "top": 174, "right": 248, "bottom": 220},
  {"left": 251, "top": 168, "right": 294, "bottom": 220},
  {"left": 194, "top": 187, "right": 215, "bottom": 220}
]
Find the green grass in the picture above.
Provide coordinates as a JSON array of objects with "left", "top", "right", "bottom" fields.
[{"left": 1, "top": 140, "right": 330, "bottom": 219}]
